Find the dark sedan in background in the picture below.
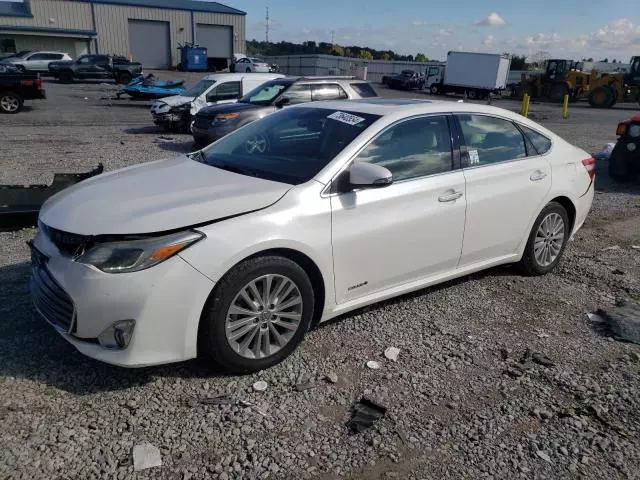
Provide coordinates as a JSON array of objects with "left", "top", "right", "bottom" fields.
[{"left": 385, "top": 70, "right": 425, "bottom": 90}]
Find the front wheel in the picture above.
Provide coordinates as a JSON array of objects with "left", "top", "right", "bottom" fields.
[
  {"left": 429, "top": 84, "right": 439, "bottom": 95},
  {"left": 608, "top": 141, "right": 639, "bottom": 183},
  {"left": 199, "top": 256, "right": 315, "bottom": 373},
  {"left": 246, "top": 67, "right": 252, "bottom": 73},
  {"left": 518, "top": 202, "right": 570, "bottom": 276}
]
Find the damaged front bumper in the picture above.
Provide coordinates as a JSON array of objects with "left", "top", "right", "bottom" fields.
[{"left": 0, "top": 164, "right": 104, "bottom": 231}]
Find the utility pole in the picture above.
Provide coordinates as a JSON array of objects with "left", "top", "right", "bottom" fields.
[
  {"left": 266, "top": 7, "right": 269, "bottom": 43},
  {"left": 331, "top": 30, "right": 335, "bottom": 45}
]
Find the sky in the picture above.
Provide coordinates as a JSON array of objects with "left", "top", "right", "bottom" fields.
[{"left": 220, "top": 0, "right": 640, "bottom": 62}]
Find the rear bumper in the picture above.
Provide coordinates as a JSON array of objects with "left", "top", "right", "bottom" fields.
[
  {"left": 22, "top": 89, "right": 46, "bottom": 100},
  {"left": 573, "top": 181, "right": 595, "bottom": 236}
]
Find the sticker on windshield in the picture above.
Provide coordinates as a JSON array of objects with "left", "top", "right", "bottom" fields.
[
  {"left": 469, "top": 149, "right": 480, "bottom": 165},
  {"left": 327, "top": 111, "right": 366, "bottom": 126}
]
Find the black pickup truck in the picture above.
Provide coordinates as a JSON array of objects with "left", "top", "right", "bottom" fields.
[
  {"left": 49, "top": 54, "right": 143, "bottom": 84},
  {"left": 0, "top": 64, "right": 46, "bottom": 113}
]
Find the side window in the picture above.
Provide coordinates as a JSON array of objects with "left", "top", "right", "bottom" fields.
[
  {"left": 457, "top": 114, "right": 526, "bottom": 166},
  {"left": 350, "top": 82, "right": 377, "bottom": 98},
  {"left": 519, "top": 125, "right": 552, "bottom": 155},
  {"left": 280, "top": 84, "right": 312, "bottom": 105},
  {"left": 94, "top": 55, "right": 110, "bottom": 64},
  {"left": 77, "top": 56, "right": 91, "bottom": 64},
  {"left": 28, "top": 53, "right": 47, "bottom": 60},
  {"left": 210, "top": 81, "right": 241, "bottom": 101},
  {"left": 311, "top": 84, "right": 348, "bottom": 101},
  {"left": 354, "top": 115, "right": 453, "bottom": 181}
]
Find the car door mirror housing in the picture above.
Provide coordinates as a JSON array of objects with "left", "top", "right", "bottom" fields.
[
  {"left": 348, "top": 162, "right": 393, "bottom": 189},
  {"left": 275, "top": 97, "right": 290, "bottom": 108}
]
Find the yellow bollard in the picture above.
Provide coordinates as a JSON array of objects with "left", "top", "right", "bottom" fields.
[
  {"left": 523, "top": 94, "right": 531, "bottom": 118},
  {"left": 562, "top": 94, "right": 569, "bottom": 119},
  {"left": 520, "top": 93, "right": 528, "bottom": 115}
]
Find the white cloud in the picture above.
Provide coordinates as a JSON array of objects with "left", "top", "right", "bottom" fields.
[
  {"left": 439, "top": 28, "right": 454, "bottom": 37},
  {"left": 482, "top": 35, "right": 494, "bottom": 46},
  {"left": 475, "top": 13, "right": 506, "bottom": 27}
]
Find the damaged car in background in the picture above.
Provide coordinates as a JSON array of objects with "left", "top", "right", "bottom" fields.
[
  {"left": 29, "top": 99, "right": 594, "bottom": 373},
  {"left": 150, "top": 72, "right": 284, "bottom": 133}
]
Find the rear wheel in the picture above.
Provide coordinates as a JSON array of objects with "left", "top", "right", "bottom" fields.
[
  {"left": 246, "top": 67, "right": 252, "bottom": 73},
  {"left": 518, "top": 202, "right": 570, "bottom": 276},
  {"left": 608, "top": 141, "right": 639, "bottom": 183},
  {"left": 467, "top": 89, "right": 478, "bottom": 100},
  {"left": 588, "top": 86, "right": 615, "bottom": 108},
  {"left": 199, "top": 256, "right": 315, "bottom": 373},
  {"left": 0, "top": 92, "right": 23, "bottom": 114},
  {"left": 429, "top": 84, "right": 439, "bottom": 95},
  {"left": 117, "top": 72, "right": 132, "bottom": 84}
]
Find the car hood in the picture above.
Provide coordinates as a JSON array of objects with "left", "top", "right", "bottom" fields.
[
  {"left": 39, "top": 155, "right": 292, "bottom": 235},
  {"left": 197, "top": 102, "right": 274, "bottom": 117},
  {"left": 154, "top": 95, "right": 195, "bottom": 108}
]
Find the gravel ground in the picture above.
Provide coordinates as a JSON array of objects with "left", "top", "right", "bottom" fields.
[{"left": 1, "top": 76, "right": 640, "bottom": 480}]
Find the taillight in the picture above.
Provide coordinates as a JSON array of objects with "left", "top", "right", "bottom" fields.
[
  {"left": 582, "top": 157, "right": 596, "bottom": 179},
  {"left": 19, "top": 79, "right": 33, "bottom": 87},
  {"left": 35, "top": 78, "right": 42, "bottom": 90}
]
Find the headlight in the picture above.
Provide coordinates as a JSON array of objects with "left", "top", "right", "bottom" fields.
[
  {"left": 214, "top": 112, "right": 240, "bottom": 124},
  {"left": 77, "top": 230, "right": 204, "bottom": 273},
  {"left": 630, "top": 125, "right": 640, "bottom": 138}
]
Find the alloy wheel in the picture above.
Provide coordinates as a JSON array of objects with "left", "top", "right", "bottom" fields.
[
  {"left": 0, "top": 95, "right": 19, "bottom": 112},
  {"left": 225, "top": 274, "right": 303, "bottom": 360},
  {"left": 533, "top": 212, "right": 565, "bottom": 267}
]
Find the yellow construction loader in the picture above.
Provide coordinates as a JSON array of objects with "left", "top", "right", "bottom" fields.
[
  {"left": 587, "top": 56, "right": 640, "bottom": 108},
  {"left": 519, "top": 59, "right": 594, "bottom": 102}
]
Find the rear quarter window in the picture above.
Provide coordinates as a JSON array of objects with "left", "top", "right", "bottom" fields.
[
  {"left": 520, "top": 125, "right": 552, "bottom": 155},
  {"left": 350, "top": 82, "right": 378, "bottom": 98}
]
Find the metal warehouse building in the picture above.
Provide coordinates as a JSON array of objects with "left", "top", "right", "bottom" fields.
[{"left": 0, "top": 0, "right": 246, "bottom": 69}]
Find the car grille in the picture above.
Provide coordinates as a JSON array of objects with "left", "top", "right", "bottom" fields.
[
  {"left": 193, "top": 116, "right": 212, "bottom": 129},
  {"left": 30, "top": 263, "right": 76, "bottom": 332},
  {"left": 45, "top": 226, "right": 91, "bottom": 256}
]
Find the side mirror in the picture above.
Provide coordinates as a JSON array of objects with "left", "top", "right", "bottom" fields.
[
  {"left": 348, "top": 162, "right": 393, "bottom": 189},
  {"left": 275, "top": 97, "right": 290, "bottom": 108}
]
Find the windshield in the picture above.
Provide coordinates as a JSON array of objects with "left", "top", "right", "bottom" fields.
[
  {"left": 183, "top": 79, "right": 216, "bottom": 98},
  {"left": 196, "top": 106, "right": 381, "bottom": 185},
  {"left": 239, "top": 79, "right": 294, "bottom": 106}
]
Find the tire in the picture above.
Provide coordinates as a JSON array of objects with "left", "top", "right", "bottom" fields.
[
  {"left": 15, "top": 65, "right": 25, "bottom": 73},
  {"left": 549, "top": 84, "right": 569, "bottom": 103},
  {"left": 467, "top": 89, "right": 478, "bottom": 100},
  {"left": 608, "top": 141, "right": 639, "bottom": 183},
  {"left": 429, "top": 84, "right": 439, "bottom": 95},
  {"left": 588, "top": 86, "right": 615, "bottom": 108},
  {"left": 0, "top": 92, "right": 23, "bottom": 114},
  {"left": 518, "top": 202, "right": 570, "bottom": 276},
  {"left": 246, "top": 67, "right": 252, "bottom": 73},
  {"left": 59, "top": 71, "right": 74, "bottom": 84},
  {"left": 116, "top": 72, "right": 132, "bottom": 84},
  {"left": 199, "top": 255, "right": 315, "bottom": 373}
]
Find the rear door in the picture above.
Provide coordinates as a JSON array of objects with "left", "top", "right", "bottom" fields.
[
  {"left": 455, "top": 113, "right": 551, "bottom": 266},
  {"left": 24, "top": 53, "right": 48, "bottom": 71},
  {"left": 74, "top": 56, "right": 94, "bottom": 78}
]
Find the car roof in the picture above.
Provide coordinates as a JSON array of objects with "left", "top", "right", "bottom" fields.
[
  {"left": 202, "top": 72, "right": 284, "bottom": 81},
  {"left": 294, "top": 98, "right": 558, "bottom": 133}
]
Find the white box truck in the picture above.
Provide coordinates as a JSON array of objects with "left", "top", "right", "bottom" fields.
[{"left": 429, "top": 51, "right": 511, "bottom": 99}]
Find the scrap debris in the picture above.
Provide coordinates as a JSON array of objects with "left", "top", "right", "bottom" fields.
[
  {"left": 252, "top": 380, "right": 268, "bottom": 392},
  {"left": 384, "top": 347, "right": 401, "bottom": 362},
  {"left": 366, "top": 360, "right": 381, "bottom": 370},
  {"left": 346, "top": 398, "right": 387, "bottom": 433},
  {"left": 589, "top": 301, "right": 640, "bottom": 344},
  {"left": 132, "top": 443, "right": 162, "bottom": 471}
]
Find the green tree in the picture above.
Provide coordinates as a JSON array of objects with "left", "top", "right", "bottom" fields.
[
  {"left": 331, "top": 45, "right": 345, "bottom": 57},
  {"left": 509, "top": 54, "right": 527, "bottom": 70},
  {"left": 359, "top": 50, "right": 373, "bottom": 60},
  {"left": 415, "top": 52, "right": 428, "bottom": 63},
  {"left": 380, "top": 52, "right": 393, "bottom": 61}
]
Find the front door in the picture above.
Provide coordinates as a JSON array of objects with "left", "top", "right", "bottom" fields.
[
  {"left": 455, "top": 113, "right": 551, "bottom": 266},
  {"left": 331, "top": 115, "right": 466, "bottom": 304}
]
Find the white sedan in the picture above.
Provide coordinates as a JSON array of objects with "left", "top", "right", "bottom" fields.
[
  {"left": 235, "top": 57, "right": 271, "bottom": 73},
  {"left": 30, "top": 99, "right": 595, "bottom": 372}
]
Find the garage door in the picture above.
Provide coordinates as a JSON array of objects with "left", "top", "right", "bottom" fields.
[
  {"left": 128, "top": 20, "right": 170, "bottom": 69},
  {"left": 196, "top": 24, "right": 232, "bottom": 59}
]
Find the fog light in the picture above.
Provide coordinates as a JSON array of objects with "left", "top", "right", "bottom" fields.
[
  {"left": 98, "top": 320, "right": 136, "bottom": 349},
  {"left": 628, "top": 142, "right": 637, "bottom": 152}
]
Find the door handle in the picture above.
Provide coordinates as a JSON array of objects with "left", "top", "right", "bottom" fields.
[
  {"left": 438, "top": 190, "right": 463, "bottom": 202},
  {"left": 530, "top": 170, "right": 547, "bottom": 181}
]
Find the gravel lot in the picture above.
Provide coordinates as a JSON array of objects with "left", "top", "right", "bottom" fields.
[{"left": 1, "top": 75, "right": 640, "bottom": 480}]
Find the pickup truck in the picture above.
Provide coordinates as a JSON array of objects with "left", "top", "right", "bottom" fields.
[
  {"left": 49, "top": 54, "right": 143, "bottom": 84},
  {"left": 0, "top": 64, "right": 46, "bottom": 113}
]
